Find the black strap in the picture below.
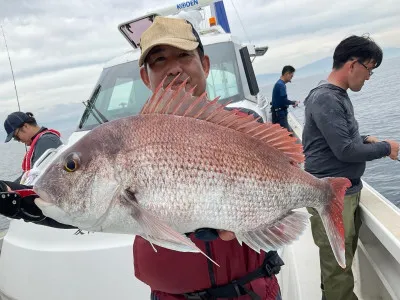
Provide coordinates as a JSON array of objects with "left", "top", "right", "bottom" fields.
[
  {"left": 183, "top": 251, "right": 284, "bottom": 300},
  {"left": 271, "top": 106, "right": 287, "bottom": 112}
]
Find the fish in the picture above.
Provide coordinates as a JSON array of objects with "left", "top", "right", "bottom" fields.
[{"left": 33, "top": 76, "right": 351, "bottom": 268}]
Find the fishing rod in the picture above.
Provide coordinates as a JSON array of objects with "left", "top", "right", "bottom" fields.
[
  {"left": 1, "top": 25, "right": 27, "bottom": 152},
  {"left": 1, "top": 25, "right": 21, "bottom": 111}
]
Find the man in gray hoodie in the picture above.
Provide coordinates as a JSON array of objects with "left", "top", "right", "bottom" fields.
[{"left": 302, "top": 35, "right": 399, "bottom": 300}]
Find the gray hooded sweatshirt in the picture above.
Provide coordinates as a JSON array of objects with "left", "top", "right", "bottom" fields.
[{"left": 302, "top": 81, "right": 391, "bottom": 194}]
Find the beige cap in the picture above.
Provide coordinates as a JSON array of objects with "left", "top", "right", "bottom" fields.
[{"left": 138, "top": 16, "right": 203, "bottom": 66}]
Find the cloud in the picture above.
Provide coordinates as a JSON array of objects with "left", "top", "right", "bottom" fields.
[{"left": 0, "top": 0, "right": 399, "bottom": 129}]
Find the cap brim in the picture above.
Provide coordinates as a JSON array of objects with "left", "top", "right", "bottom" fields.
[
  {"left": 139, "top": 38, "right": 199, "bottom": 66},
  {"left": 5, "top": 131, "right": 13, "bottom": 143}
]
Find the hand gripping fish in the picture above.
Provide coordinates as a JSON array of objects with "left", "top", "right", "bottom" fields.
[{"left": 33, "top": 77, "right": 351, "bottom": 268}]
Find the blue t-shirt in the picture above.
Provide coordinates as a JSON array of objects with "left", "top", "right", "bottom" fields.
[{"left": 272, "top": 79, "right": 294, "bottom": 108}]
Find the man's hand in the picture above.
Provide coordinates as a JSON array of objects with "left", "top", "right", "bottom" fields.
[
  {"left": 218, "top": 230, "right": 236, "bottom": 241},
  {"left": 384, "top": 140, "right": 400, "bottom": 160},
  {"left": 292, "top": 101, "right": 300, "bottom": 108},
  {"left": 365, "top": 136, "right": 379, "bottom": 143},
  {"left": 193, "top": 228, "right": 236, "bottom": 241}
]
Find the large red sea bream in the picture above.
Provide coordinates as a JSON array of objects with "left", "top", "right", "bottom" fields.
[{"left": 33, "top": 77, "right": 351, "bottom": 268}]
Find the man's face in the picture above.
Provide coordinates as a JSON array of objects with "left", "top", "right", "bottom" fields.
[
  {"left": 348, "top": 59, "right": 375, "bottom": 92},
  {"left": 14, "top": 124, "right": 32, "bottom": 146},
  {"left": 283, "top": 72, "right": 294, "bottom": 83},
  {"left": 140, "top": 45, "right": 210, "bottom": 96}
]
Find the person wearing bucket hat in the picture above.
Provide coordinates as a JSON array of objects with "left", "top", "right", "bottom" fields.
[{"left": 135, "top": 16, "right": 283, "bottom": 300}]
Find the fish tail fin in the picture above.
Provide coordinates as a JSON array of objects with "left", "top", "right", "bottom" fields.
[{"left": 316, "top": 177, "right": 352, "bottom": 269}]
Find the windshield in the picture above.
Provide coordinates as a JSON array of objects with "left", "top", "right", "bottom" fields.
[{"left": 79, "top": 42, "right": 243, "bottom": 130}]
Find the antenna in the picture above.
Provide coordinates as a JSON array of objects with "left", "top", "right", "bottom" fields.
[{"left": 1, "top": 25, "right": 21, "bottom": 111}]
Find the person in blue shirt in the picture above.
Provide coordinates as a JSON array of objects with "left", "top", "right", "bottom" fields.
[{"left": 271, "top": 65, "right": 299, "bottom": 130}]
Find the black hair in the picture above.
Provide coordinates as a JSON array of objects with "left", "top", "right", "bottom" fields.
[
  {"left": 23, "top": 112, "right": 38, "bottom": 127},
  {"left": 282, "top": 65, "right": 295, "bottom": 75},
  {"left": 333, "top": 34, "right": 383, "bottom": 69},
  {"left": 186, "top": 20, "right": 204, "bottom": 55},
  {"left": 196, "top": 47, "right": 204, "bottom": 59}
]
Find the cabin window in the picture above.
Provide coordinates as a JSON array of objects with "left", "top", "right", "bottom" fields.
[
  {"left": 207, "top": 63, "right": 239, "bottom": 100},
  {"left": 108, "top": 78, "right": 133, "bottom": 110},
  {"left": 205, "top": 42, "right": 243, "bottom": 104}
]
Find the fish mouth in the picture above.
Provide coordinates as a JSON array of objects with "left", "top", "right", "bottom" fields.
[
  {"left": 34, "top": 197, "right": 77, "bottom": 227},
  {"left": 33, "top": 184, "right": 122, "bottom": 231},
  {"left": 33, "top": 186, "right": 53, "bottom": 205},
  {"left": 34, "top": 197, "right": 53, "bottom": 207},
  {"left": 33, "top": 192, "right": 86, "bottom": 229}
]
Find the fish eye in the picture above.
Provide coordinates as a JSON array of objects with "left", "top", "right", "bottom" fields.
[{"left": 63, "top": 153, "right": 81, "bottom": 172}]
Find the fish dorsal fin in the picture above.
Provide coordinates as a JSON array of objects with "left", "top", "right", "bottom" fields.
[{"left": 140, "top": 76, "right": 304, "bottom": 164}]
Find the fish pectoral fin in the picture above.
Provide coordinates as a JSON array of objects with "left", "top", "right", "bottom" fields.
[
  {"left": 235, "top": 211, "right": 309, "bottom": 253},
  {"left": 121, "top": 189, "right": 220, "bottom": 267}
]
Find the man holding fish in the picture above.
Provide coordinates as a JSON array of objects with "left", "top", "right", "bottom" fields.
[{"left": 0, "top": 17, "right": 352, "bottom": 300}]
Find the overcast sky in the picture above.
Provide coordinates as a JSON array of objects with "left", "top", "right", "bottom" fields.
[{"left": 0, "top": 0, "right": 400, "bottom": 127}]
